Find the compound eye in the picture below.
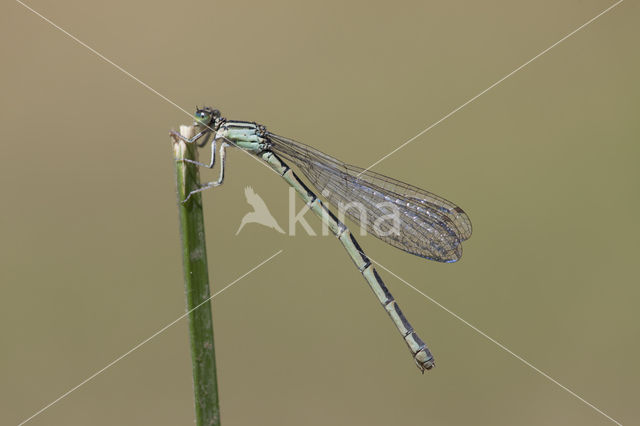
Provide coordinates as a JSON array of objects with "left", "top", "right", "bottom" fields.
[{"left": 194, "top": 109, "right": 212, "bottom": 124}]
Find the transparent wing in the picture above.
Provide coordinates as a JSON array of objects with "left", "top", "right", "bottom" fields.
[{"left": 267, "top": 132, "right": 472, "bottom": 262}]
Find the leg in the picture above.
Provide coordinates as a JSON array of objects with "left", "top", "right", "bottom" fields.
[
  {"left": 170, "top": 128, "right": 211, "bottom": 145},
  {"left": 182, "top": 142, "right": 229, "bottom": 203},
  {"left": 182, "top": 137, "right": 218, "bottom": 169}
]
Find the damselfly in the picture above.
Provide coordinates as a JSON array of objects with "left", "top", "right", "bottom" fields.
[{"left": 171, "top": 107, "right": 472, "bottom": 372}]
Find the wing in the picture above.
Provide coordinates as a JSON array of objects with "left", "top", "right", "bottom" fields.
[{"left": 267, "top": 132, "right": 472, "bottom": 262}]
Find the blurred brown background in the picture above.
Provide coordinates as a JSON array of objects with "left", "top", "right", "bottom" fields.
[{"left": 1, "top": 0, "right": 638, "bottom": 425}]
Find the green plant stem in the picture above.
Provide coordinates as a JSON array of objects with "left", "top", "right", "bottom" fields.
[{"left": 172, "top": 125, "right": 221, "bottom": 426}]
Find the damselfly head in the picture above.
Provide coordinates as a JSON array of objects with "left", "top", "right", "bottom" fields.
[{"left": 194, "top": 106, "right": 221, "bottom": 128}]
